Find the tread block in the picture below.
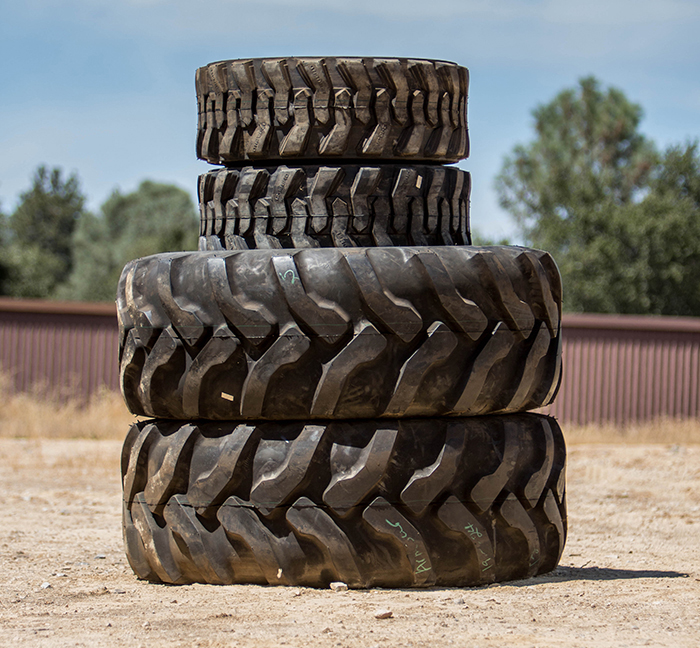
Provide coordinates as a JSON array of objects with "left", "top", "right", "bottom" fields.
[
  {"left": 131, "top": 493, "right": 186, "bottom": 584},
  {"left": 250, "top": 425, "right": 324, "bottom": 514},
  {"left": 386, "top": 321, "right": 459, "bottom": 416},
  {"left": 164, "top": 494, "right": 236, "bottom": 584},
  {"left": 217, "top": 496, "right": 304, "bottom": 585},
  {"left": 363, "top": 497, "right": 436, "bottom": 587},
  {"left": 523, "top": 418, "right": 555, "bottom": 508},
  {"left": 239, "top": 323, "right": 311, "bottom": 418},
  {"left": 143, "top": 423, "right": 197, "bottom": 515},
  {"left": 323, "top": 428, "right": 398, "bottom": 513},
  {"left": 286, "top": 497, "right": 364, "bottom": 587},
  {"left": 310, "top": 321, "right": 387, "bottom": 417},
  {"left": 437, "top": 496, "right": 496, "bottom": 584},
  {"left": 400, "top": 423, "right": 465, "bottom": 515},
  {"left": 499, "top": 494, "right": 542, "bottom": 577},
  {"left": 122, "top": 501, "right": 156, "bottom": 581},
  {"left": 469, "top": 420, "right": 519, "bottom": 513},
  {"left": 188, "top": 424, "right": 257, "bottom": 516}
]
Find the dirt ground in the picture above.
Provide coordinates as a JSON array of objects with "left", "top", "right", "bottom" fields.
[{"left": 0, "top": 438, "right": 698, "bottom": 648}]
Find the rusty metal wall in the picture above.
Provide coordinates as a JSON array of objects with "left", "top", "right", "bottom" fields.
[
  {"left": 0, "top": 298, "right": 119, "bottom": 401},
  {"left": 542, "top": 313, "right": 700, "bottom": 425},
  {"left": 2, "top": 297, "right": 700, "bottom": 424}
]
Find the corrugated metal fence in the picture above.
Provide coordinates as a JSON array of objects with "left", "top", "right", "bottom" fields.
[
  {"left": 541, "top": 313, "right": 700, "bottom": 426},
  {"left": 2, "top": 297, "right": 700, "bottom": 425},
  {"left": 0, "top": 297, "right": 119, "bottom": 401}
]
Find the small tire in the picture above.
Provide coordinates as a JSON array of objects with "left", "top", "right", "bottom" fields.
[
  {"left": 121, "top": 414, "right": 566, "bottom": 587},
  {"left": 197, "top": 164, "right": 471, "bottom": 251},
  {"left": 196, "top": 57, "right": 469, "bottom": 165},
  {"left": 117, "top": 246, "right": 562, "bottom": 421}
]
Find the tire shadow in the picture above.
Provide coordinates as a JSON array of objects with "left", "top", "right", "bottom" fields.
[{"left": 505, "top": 565, "right": 689, "bottom": 586}]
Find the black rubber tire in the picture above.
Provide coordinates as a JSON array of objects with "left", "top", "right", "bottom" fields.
[
  {"left": 122, "top": 414, "right": 566, "bottom": 587},
  {"left": 197, "top": 164, "right": 470, "bottom": 251},
  {"left": 121, "top": 414, "right": 566, "bottom": 588},
  {"left": 196, "top": 57, "right": 469, "bottom": 165},
  {"left": 117, "top": 246, "right": 562, "bottom": 421}
]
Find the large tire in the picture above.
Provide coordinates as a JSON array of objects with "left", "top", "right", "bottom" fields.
[
  {"left": 197, "top": 164, "right": 471, "bottom": 251},
  {"left": 117, "top": 246, "right": 562, "bottom": 421},
  {"left": 121, "top": 414, "right": 566, "bottom": 587},
  {"left": 196, "top": 57, "right": 469, "bottom": 165}
]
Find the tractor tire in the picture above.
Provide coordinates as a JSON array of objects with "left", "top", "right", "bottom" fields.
[
  {"left": 196, "top": 57, "right": 469, "bottom": 165},
  {"left": 122, "top": 414, "right": 566, "bottom": 588},
  {"left": 197, "top": 164, "right": 470, "bottom": 251},
  {"left": 117, "top": 246, "right": 562, "bottom": 421}
]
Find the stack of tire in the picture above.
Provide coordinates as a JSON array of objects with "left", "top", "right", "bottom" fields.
[{"left": 118, "top": 57, "right": 567, "bottom": 588}]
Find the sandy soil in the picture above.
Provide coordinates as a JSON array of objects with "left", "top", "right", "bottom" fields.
[{"left": 0, "top": 438, "right": 698, "bottom": 647}]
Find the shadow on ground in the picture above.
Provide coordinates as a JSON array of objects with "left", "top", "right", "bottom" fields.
[{"left": 507, "top": 565, "right": 689, "bottom": 586}]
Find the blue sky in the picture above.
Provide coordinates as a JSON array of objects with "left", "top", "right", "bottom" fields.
[{"left": 1, "top": 0, "right": 699, "bottom": 242}]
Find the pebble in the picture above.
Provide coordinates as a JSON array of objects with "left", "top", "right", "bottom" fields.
[
  {"left": 374, "top": 609, "right": 393, "bottom": 619},
  {"left": 330, "top": 582, "right": 348, "bottom": 592},
  {"left": 142, "top": 621, "right": 150, "bottom": 628},
  {"left": 95, "top": 554, "right": 107, "bottom": 560},
  {"left": 291, "top": 589, "right": 302, "bottom": 597},
  {"left": 40, "top": 582, "right": 51, "bottom": 590},
  {"left": 453, "top": 597, "right": 465, "bottom": 605}
]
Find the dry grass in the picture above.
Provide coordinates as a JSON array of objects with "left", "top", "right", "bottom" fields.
[
  {"left": 0, "top": 377, "right": 137, "bottom": 440},
  {"left": 562, "top": 417, "right": 700, "bottom": 445},
  {"left": 1, "top": 373, "right": 699, "bottom": 443}
]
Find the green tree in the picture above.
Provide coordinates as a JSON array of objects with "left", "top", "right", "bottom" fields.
[
  {"left": 496, "top": 77, "right": 700, "bottom": 315},
  {"left": 61, "top": 180, "right": 198, "bottom": 302},
  {"left": 0, "top": 205, "right": 10, "bottom": 295},
  {"left": 3, "top": 166, "right": 87, "bottom": 298}
]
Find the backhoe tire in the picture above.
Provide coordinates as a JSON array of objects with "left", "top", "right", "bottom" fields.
[
  {"left": 197, "top": 164, "right": 470, "bottom": 251},
  {"left": 196, "top": 57, "right": 469, "bottom": 165}
]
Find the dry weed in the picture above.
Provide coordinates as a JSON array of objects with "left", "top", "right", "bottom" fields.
[
  {"left": 1, "top": 372, "right": 699, "bottom": 443},
  {"left": 0, "top": 375, "right": 137, "bottom": 439},
  {"left": 562, "top": 417, "right": 700, "bottom": 445}
]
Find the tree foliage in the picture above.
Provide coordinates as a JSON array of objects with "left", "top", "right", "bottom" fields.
[
  {"left": 1, "top": 166, "right": 87, "bottom": 298},
  {"left": 61, "top": 180, "right": 198, "bottom": 302},
  {"left": 0, "top": 170, "right": 198, "bottom": 302},
  {"left": 496, "top": 77, "right": 700, "bottom": 316},
  {"left": 0, "top": 206, "right": 10, "bottom": 295}
]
